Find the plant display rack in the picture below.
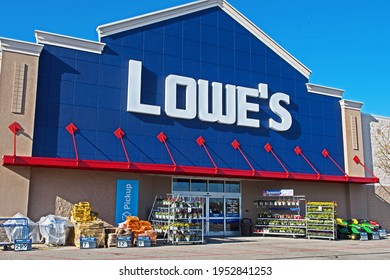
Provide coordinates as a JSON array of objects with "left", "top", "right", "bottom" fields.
[
  {"left": 306, "top": 201, "right": 337, "bottom": 240},
  {"left": 253, "top": 195, "right": 306, "bottom": 238},
  {"left": 150, "top": 194, "right": 204, "bottom": 245}
]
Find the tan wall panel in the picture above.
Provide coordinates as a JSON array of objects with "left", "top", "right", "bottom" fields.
[
  {"left": 340, "top": 104, "right": 365, "bottom": 177},
  {"left": 0, "top": 50, "right": 40, "bottom": 217},
  {"left": 366, "top": 185, "right": 390, "bottom": 231},
  {"left": 28, "top": 168, "right": 171, "bottom": 224},
  {"left": 0, "top": 51, "right": 39, "bottom": 156},
  {"left": 0, "top": 167, "right": 31, "bottom": 217}
]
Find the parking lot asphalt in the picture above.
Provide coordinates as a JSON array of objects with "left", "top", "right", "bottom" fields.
[{"left": 1, "top": 236, "right": 390, "bottom": 260}]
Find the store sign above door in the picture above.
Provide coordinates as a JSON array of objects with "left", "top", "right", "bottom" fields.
[
  {"left": 263, "top": 189, "right": 294, "bottom": 197},
  {"left": 127, "top": 60, "right": 292, "bottom": 132}
]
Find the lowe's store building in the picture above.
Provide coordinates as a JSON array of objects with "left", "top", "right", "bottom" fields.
[{"left": 1, "top": 0, "right": 388, "bottom": 235}]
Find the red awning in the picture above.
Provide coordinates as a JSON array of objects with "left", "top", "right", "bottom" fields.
[{"left": 2, "top": 155, "right": 378, "bottom": 184}]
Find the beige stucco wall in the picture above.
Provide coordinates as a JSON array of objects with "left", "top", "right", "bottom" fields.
[
  {"left": 340, "top": 100, "right": 366, "bottom": 177},
  {"left": 0, "top": 49, "right": 40, "bottom": 217},
  {"left": 28, "top": 168, "right": 171, "bottom": 224},
  {"left": 339, "top": 100, "right": 373, "bottom": 222},
  {"left": 362, "top": 114, "right": 390, "bottom": 231}
]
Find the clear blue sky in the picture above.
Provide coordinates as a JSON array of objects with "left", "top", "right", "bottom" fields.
[{"left": 1, "top": 0, "right": 389, "bottom": 116}]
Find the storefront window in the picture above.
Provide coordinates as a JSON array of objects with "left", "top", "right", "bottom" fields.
[
  {"left": 225, "top": 181, "right": 240, "bottom": 193},
  {"left": 172, "top": 178, "right": 190, "bottom": 192},
  {"left": 208, "top": 180, "right": 224, "bottom": 192},
  {"left": 191, "top": 179, "right": 207, "bottom": 192},
  {"left": 172, "top": 178, "right": 240, "bottom": 194}
]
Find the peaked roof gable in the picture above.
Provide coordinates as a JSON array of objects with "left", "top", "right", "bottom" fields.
[{"left": 97, "top": 0, "right": 311, "bottom": 78}]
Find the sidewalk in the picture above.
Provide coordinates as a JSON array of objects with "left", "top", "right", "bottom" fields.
[{"left": 1, "top": 236, "right": 390, "bottom": 260}]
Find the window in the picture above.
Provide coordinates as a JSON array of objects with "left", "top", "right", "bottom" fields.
[
  {"left": 172, "top": 178, "right": 241, "bottom": 193},
  {"left": 225, "top": 181, "right": 240, "bottom": 193},
  {"left": 191, "top": 179, "right": 207, "bottom": 192},
  {"left": 172, "top": 178, "right": 190, "bottom": 192},
  {"left": 208, "top": 180, "right": 224, "bottom": 192}
]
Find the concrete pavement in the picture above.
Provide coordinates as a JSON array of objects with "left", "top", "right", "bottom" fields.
[{"left": 1, "top": 236, "right": 390, "bottom": 260}]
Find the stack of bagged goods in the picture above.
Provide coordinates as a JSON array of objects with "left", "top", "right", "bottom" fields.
[
  {"left": 74, "top": 222, "right": 105, "bottom": 248},
  {"left": 118, "top": 216, "right": 157, "bottom": 246},
  {"left": 71, "top": 202, "right": 105, "bottom": 248},
  {"left": 138, "top": 220, "right": 157, "bottom": 244},
  {"left": 107, "top": 227, "right": 132, "bottom": 247},
  {"left": 37, "top": 215, "right": 73, "bottom": 246},
  {"left": 71, "top": 202, "right": 97, "bottom": 223}
]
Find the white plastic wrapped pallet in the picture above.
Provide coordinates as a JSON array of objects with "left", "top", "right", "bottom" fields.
[
  {"left": 4, "top": 212, "right": 41, "bottom": 243},
  {"left": 37, "top": 215, "right": 73, "bottom": 246}
]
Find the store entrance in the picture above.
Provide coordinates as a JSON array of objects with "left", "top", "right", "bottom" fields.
[
  {"left": 171, "top": 177, "right": 241, "bottom": 237},
  {"left": 205, "top": 195, "right": 241, "bottom": 236}
]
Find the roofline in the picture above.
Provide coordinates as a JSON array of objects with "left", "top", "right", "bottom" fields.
[
  {"left": 0, "top": 37, "right": 43, "bottom": 57},
  {"left": 97, "top": 0, "right": 219, "bottom": 38},
  {"left": 306, "top": 83, "right": 345, "bottom": 98},
  {"left": 35, "top": 30, "right": 106, "bottom": 54},
  {"left": 362, "top": 113, "right": 390, "bottom": 120},
  {"left": 339, "top": 99, "right": 364, "bottom": 111},
  {"left": 96, "top": 0, "right": 312, "bottom": 79},
  {"left": 220, "top": 1, "right": 311, "bottom": 79}
]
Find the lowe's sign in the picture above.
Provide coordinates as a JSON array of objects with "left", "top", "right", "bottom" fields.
[{"left": 127, "top": 60, "right": 292, "bottom": 132}]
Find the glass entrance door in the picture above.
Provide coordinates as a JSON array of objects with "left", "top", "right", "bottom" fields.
[
  {"left": 225, "top": 197, "right": 240, "bottom": 235},
  {"left": 172, "top": 178, "right": 241, "bottom": 236},
  {"left": 207, "top": 197, "right": 225, "bottom": 236},
  {"left": 205, "top": 196, "right": 241, "bottom": 236}
]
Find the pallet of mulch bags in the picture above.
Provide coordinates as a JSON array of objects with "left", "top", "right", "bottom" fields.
[{"left": 107, "top": 228, "right": 132, "bottom": 247}]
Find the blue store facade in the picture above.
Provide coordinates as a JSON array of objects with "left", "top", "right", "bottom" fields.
[{"left": 0, "top": 0, "right": 379, "bottom": 235}]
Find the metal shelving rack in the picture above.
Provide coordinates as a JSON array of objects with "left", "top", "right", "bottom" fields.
[
  {"left": 253, "top": 195, "right": 306, "bottom": 238},
  {"left": 150, "top": 194, "right": 204, "bottom": 245},
  {"left": 306, "top": 201, "right": 337, "bottom": 240}
]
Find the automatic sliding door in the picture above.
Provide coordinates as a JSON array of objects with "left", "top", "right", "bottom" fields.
[
  {"left": 208, "top": 197, "right": 224, "bottom": 236},
  {"left": 225, "top": 197, "right": 240, "bottom": 235}
]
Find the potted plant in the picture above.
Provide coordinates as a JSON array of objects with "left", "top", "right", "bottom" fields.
[{"left": 174, "top": 233, "right": 180, "bottom": 242}]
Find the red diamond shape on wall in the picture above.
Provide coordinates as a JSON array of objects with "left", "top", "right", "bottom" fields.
[
  {"left": 157, "top": 132, "right": 167, "bottom": 143},
  {"left": 196, "top": 136, "right": 205, "bottom": 146},
  {"left": 114, "top": 128, "right": 125, "bottom": 139},
  {"left": 8, "top": 122, "right": 22, "bottom": 134},
  {"left": 322, "top": 149, "right": 329, "bottom": 158},
  {"left": 264, "top": 143, "right": 272, "bottom": 153},
  {"left": 294, "top": 146, "right": 302, "bottom": 155},
  {"left": 353, "top": 155, "right": 360, "bottom": 164},
  {"left": 66, "top": 123, "right": 78, "bottom": 135},
  {"left": 231, "top": 139, "right": 240, "bottom": 150}
]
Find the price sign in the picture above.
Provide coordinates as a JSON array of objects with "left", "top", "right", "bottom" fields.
[
  {"left": 137, "top": 236, "right": 151, "bottom": 247},
  {"left": 372, "top": 232, "right": 380, "bottom": 240},
  {"left": 360, "top": 232, "right": 368, "bottom": 241},
  {"left": 116, "top": 236, "right": 132, "bottom": 248},
  {"left": 379, "top": 229, "right": 387, "bottom": 238},
  {"left": 80, "top": 237, "right": 97, "bottom": 249},
  {"left": 14, "top": 239, "right": 32, "bottom": 251}
]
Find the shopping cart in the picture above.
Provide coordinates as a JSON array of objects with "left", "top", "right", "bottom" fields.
[{"left": 0, "top": 217, "right": 30, "bottom": 250}]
